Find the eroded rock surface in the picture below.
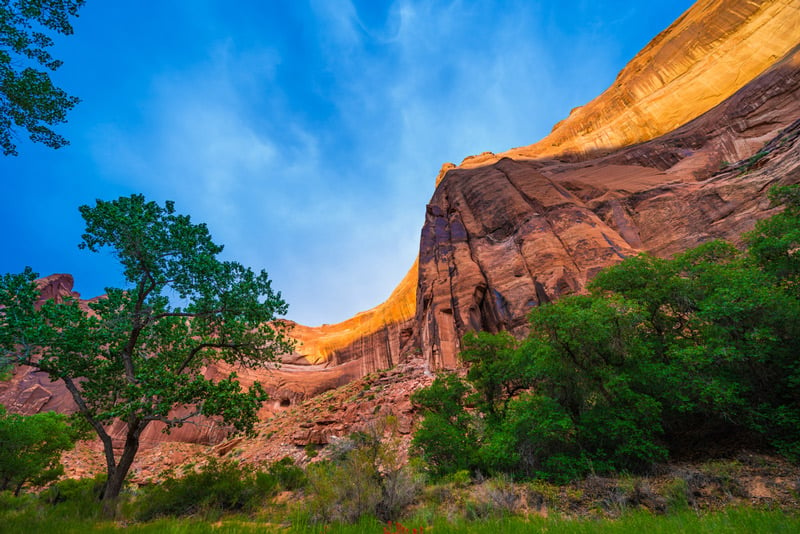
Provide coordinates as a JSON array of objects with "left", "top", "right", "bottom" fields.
[
  {"left": 416, "top": 46, "right": 800, "bottom": 367},
  {"left": 282, "top": 0, "right": 800, "bottom": 374}
]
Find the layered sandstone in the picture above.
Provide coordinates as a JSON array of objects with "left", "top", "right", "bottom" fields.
[
  {"left": 464, "top": 0, "right": 800, "bottom": 166},
  {"left": 289, "top": 260, "right": 418, "bottom": 369},
  {"left": 417, "top": 46, "right": 800, "bottom": 367}
]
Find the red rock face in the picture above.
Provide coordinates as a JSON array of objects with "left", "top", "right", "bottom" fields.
[{"left": 415, "top": 48, "right": 800, "bottom": 368}]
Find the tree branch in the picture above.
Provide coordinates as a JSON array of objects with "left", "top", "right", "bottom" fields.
[
  {"left": 175, "top": 341, "right": 247, "bottom": 375},
  {"left": 143, "top": 410, "right": 202, "bottom": 427}
]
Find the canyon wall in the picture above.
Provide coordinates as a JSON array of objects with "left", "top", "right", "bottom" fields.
[
  {"left": 417, "top": 45, "right": 800, "bottom": 367},
  {"left": 294, "top": 0, "right": 800, "bottom": 372},
  {"left": 465, "top": 0, "right": 800, "bottom": 166}
]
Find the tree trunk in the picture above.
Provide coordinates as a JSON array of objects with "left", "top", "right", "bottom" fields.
[{"left": 101, "top": 420, "right": 147, "bottom": 505}]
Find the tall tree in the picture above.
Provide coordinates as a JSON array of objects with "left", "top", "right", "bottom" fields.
[
  {"left": 0, "top": 0, "right": 84, "bottom": 155},
  {"left": 0, "top": 194, "right": 295, "bottom": 501}
]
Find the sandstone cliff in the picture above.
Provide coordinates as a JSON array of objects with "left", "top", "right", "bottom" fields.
[
  {"left": 464, "top": 0, "right": 800, "bottom": 166},
  {"left": 418, "top": 45, "right": 800, "bottom": 367},
  {"left": 294, "top": 0, "right": 800, "bottom": 373}
]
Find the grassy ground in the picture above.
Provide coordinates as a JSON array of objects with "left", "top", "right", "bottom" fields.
[
  {"left": 2, "top": 453, "right": 798, "bottom": 533},
  {"left": 1, "top": 507, "right": 798, "bottom": 534}
]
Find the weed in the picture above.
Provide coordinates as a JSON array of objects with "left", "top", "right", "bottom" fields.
[
  {"left": 662, "top": 477, "right": 690, "bottom": 511},
  {"left": 739, "top": 150, "right": 769, "bottom": 174},
  {"left": 304, "top": 443, "right": 319, "bottom": 459}
]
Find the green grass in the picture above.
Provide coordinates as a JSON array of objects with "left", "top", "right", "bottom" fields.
[{"left": 1, "top": 508, "right": 798, "bottom": 534}]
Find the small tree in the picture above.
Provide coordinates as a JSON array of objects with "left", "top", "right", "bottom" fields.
[
  {"left": 0, "top": 194, "right": 294, "bottom": 501},
  {"left": 0, "top": 405, "right": 82, "bottom": 495},
  {"left": 0, "top": 0, "right": 84, "bottom": 155},
  {"left": 411, "top": 373, "right": 476, "bottom": 477},
  {"left": 460, "top": 330, "right": 529, "bottom": 421}
]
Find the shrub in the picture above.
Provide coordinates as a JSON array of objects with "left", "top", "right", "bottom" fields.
[
  {"left": 305, "top": 458, "right": 381, "bottom": 524},
  {"left": 661, "top": 477, "right": 690, "bottom": 511},
  {"left": 135, "top": 459, "right": 277, "bottom": 520},
  {"left": 266, "top": 456, "right": 306, "bottom": 491},
  {"left": 40, "top": 474, "right": 108, "bottom": 520},
  {"left": 411, "top": 374, "right": 476, "bottom": 478},
  {"left": 0, "top": 406, "right": 83, "bottom": 495},
  {"left": 305, "top": 419, "right": 422, "bottom": 523}
]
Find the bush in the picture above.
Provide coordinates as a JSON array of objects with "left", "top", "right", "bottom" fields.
[
  {"left": 305, "top": 459, "right": 381, "bottom": 524},
  {"left": 305, "top": 419, "right": 423, "bottom": 523},
  {"left": 266, "top": 456, "right": 306, "bottom": 491},
  {"left": 135, "top": 458, "right": 293, "bottom": 520},
  {"left": 40, "top": 474, "right": 108, "bottom": 520},
  {"left": 480, "top": 393, "right": 581, "bottom": 481},
  {"left": 0, "top": 406, "right": 83, "bottom": 495},
  {"left": 411, "top": 374, "right": 476, "bottom": 478}
]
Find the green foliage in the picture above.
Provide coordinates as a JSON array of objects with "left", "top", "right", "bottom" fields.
[
  {"left": 0, "top": 195, "right": 295, "bottom": 500},
  {"left": 480, "top": 393, "right": 582, "bottom": 482},
  {"left": 0, "top": 0, "right": 84, "bottom": 155},
  {"left": 265, "top": 456, "right": 306, "bottom": 491},
  {"left": 745, "top": 185, "right": 800, "bottom": 283},
  {"left": 411, "top": 374, "right": 475, "bottom": 477},
  {"left": 40, "top": 474, "right": 109, "bottom": 520},
  {"left": 739, "top": 149, "right": 769, "bottom": 174},
  {"left": 304, "top": 443, "right": 319, "bottom": 458},
  {"left": 413, "top": 185, "right": 800, "bottom": 481},
  {"left": 135, "top": 459, "right": 283, "bottom": 521},
  {"left": 460, "top": 330, "right": 529, "bottom": 420},
  {"left": 0, "top": 405, "right": 82, "bottom": 495},
  {"left": 306, "top": 418, "right": 423, "bottom": 523},
  {"left": 522, "top": 294, "right": 667, "bottom": 476},
  {"left": 306, "top": 457, "right": 382, "bottom": 524}
]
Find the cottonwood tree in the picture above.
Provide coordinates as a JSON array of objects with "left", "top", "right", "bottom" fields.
[
  {"left": 0, "top": 0, "right": 84, "bottom": 155},
  {"left": 0, "top": 194, "right": 294, "bottom": 501}
]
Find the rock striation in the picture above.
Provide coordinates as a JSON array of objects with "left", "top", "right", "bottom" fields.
[
  {"left": 288, "top": 260, "right": 418, "bottom": 371},
  {"left": 481, "top": 0, "right": 800, "bottom": 164},
  {"left": 417, "top": 45, "right": 800, "bottom": 367}
]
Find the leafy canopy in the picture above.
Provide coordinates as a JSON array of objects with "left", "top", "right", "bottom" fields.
[
  {"left": 0, "top": 0, "right": 84, "bottom": 155},
  {"left": 0, "top": 194, "right": 294, "bottom": 500}
]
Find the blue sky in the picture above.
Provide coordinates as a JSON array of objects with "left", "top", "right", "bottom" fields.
[{"left": 0, "top": 1, "right": 694, "bottom": 326}]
